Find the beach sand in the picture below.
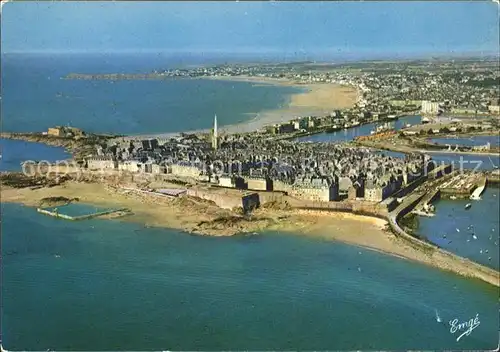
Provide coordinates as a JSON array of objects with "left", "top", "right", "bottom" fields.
[
  {"left": 121, "top": 76, "right": 358, "bottom": 140},
  {"left": 209, "top": 75, "right": 358, "bottom": 134},
  {"left": 3, "top": 181, "right": 498, "bottom": 286}
]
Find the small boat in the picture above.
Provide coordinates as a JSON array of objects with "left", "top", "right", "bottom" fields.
[
  {"left": 465, "top": 203, "right": 472, "bottom": 210},
  {"left": 435, "top": 309, "right": 442, "bottom": 323},
  {"left": 325, "top": 125, "right": 341, "bottom": 133},
  {"left": 450, "top": 196, "right": 457, "bottom": 200}
]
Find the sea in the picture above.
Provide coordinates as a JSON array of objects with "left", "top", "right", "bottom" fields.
[
  {"left": 1, "top": 53, "right": 301, "bottom": 135},
  {"left": 1, "top": 53, "right": 499, "bottom": 350}
]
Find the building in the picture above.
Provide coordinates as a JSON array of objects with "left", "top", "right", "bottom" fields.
[
  {"left": 488, "top": 105, "right": 500, "bottom": 114},
  {"left": 278, "top": 122, "right": 296, "bottom": 134},
  {"left": 47, "top": 126, "right": 85, "bottom": 138},
  {"left": 171, "top": 163, "right": 203, "bottom": 178},
  {"left": 118, "top": 160, "right": 141, "bottom": 173},
  {"left": 151, "top": 163, "right": 165, "bottom": 174},
  {"left": 364, "top": 177, "right": 401, "bottom": 202},
  {"left": 218, "top": 175, "right": 235, "bottom": 188},
  {"left": 290, "top": 178, "right": 339, "bottom": 202},
  {"left": 47, "top": 127, "right": 63, "bottom": 137},
  {"left": 86, "top": 156, "right": 117, "bottom": 170},
  {"left": 211, "top": 114, "right": 219, "bottom": 150},
  {"left": 273, "top": 179, "right": 293, "bottom": 194},
  {"left": 245, "top": 176, "right": 273, "bottom": 191},
  {"left": 348, "top": 180, "right": 365, "bottom": 200},
  {"left": 421, "top": 100, "right": 440, "bottom": 114}
]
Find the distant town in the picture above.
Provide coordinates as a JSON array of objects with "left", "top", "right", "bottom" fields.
[{"left": 44, "top": 59, "right": 500, "bottom": 209}]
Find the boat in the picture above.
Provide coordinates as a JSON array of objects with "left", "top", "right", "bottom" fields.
[
  {"left": 370, "top": 122, "right": 394, "bottom": 135},
  {"left": 405, "top": 123, "right": 412, "bottom": 128},
  {"left": 465, "top": 203, "right": 471, "bottom": 210},
  {"left": 435, "top": 309, "right": 442, "bottom": 323},
  {"left": 470, "top": 184, "right": 485, "bottom": 200},
  {"left": 387, "top": 114, "right": 397, "bottom": 120},
  {"left": 325, "top": 125, "right": 341, "bottom": 133},
  {"left": 422, "top": 117, "right": 431, "bottom": 124},
  {"left": 450, "top": 195, "right": 457, "bottom": 200}
]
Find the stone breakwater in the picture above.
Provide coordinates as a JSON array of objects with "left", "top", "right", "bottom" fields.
[{"left": 388, "top": 192, "right": 499, "bottom": 287}]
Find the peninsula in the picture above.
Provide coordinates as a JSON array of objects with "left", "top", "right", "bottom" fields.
[{"left": 3, "top": 58, "right": 500, "bottom": 287}]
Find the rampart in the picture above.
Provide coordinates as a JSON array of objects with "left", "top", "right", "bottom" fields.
[{"left": 186, "top": 188, "right": 244, "bottom": 210}]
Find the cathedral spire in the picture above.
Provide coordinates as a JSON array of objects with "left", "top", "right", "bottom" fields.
[{"left": 212, "top": 114, "right": 218, "bottom": 150}]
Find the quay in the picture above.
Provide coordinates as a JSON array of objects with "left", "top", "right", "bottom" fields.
[
  {"left": 37, "top": 206, "right": 131, "bottom": 221},
  {"left": 439, "top": 173, "right": 486, "bottom": 198}
]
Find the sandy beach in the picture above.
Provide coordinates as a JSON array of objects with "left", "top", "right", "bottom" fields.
[
  {"left": 121, "top": 75, "right": 358, "bottom": 140},
  {"left": 205, "top": 75, "right": 358, "bottom": 134},
  {"left": 2, "top": 181, "right": 498, "bottom": 286}
]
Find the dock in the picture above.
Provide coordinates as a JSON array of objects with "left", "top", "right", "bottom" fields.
[{"left": 439, "top": 173, "right": 485, "bottom": 198}]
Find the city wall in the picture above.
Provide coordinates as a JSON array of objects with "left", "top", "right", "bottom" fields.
[{"left": 186, "top": 189, "right": 243, "bottom": 210}]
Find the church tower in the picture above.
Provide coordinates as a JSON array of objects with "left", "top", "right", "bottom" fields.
[{"left": 211, "top": 114, "right": 218, "bottom": 150}]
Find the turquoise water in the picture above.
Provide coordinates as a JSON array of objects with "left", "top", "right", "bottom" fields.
[
  {"left": 2, "top": 53, "right": 499, "bottom": 350},
  {"left": 2, "top": 53, "right": 301, "bottom": 135},
  {"left": 296, "top": 115, "right": 422, "bottom": 143},
  {"left": 2, "top": 202, "right": 498, "bottom": 350},
  {"left": 431, "top": 135, "right": 500, "bottom": 147}
]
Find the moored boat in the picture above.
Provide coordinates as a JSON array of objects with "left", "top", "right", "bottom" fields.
[{"left": 325, "top": 125, "right": 341, "bottom": 133}]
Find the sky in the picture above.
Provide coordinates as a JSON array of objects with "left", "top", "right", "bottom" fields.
[{"left": 1, "top": 1, "right": 499, "bottom": 59}]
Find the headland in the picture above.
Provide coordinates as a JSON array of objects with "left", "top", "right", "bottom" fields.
[{"left": 3, "top": 58, "right": 500, "bottom": 287}]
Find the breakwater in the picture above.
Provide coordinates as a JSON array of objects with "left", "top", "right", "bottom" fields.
[{"left": 388, "top": 190, "right": 499, "bottom": 287}]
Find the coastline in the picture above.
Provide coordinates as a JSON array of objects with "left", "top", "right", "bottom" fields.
[
  {"left": 210, "top": 76, "right": 358, "bottom": 134},
  {"left": 118, "top": 75, "right": 359, "bottom": 140},
  {"left": 2, "top": 181, "right": 499, "bottom": 287}
]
